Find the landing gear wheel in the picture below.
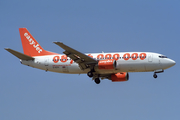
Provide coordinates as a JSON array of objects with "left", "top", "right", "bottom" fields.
[
  {"left": 87, "top": 72, "right": 93, "bottom": 77},
  {"left": 153, "top": 73, "right": 157, "bottom": 78},
  {"left": 95, "top": 78, "right": 100, "bottom": 84}
]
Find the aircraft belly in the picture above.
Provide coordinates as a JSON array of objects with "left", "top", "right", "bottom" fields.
[
  {"left": 68, "top": 64, "right": 89, "bottom": 73},
  {"left": 47, "top": 62, "right": 88, "bottom": 74},
  {"left": 95, "top": 69, "right": 121, "bottom": 74}
]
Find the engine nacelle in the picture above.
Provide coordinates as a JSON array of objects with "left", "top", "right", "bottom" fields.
[
  {"left": 111, "top": 72, "right": 129, "bottom": 82},
  {"left": 98, "top": 59, "right": 116, "bottom": 70}
]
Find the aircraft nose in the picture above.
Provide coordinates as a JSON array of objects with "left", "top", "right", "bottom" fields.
[
  {"left": 160, "top": 58, "right": 176, "bottom": 69},
  {"left": 170, "top": 59, "right": 176, "bottom": 67},
  {"left": 166, "top": 59, "right": 176, "bottom": 68}
]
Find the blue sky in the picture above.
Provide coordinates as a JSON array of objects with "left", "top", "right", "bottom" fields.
[{"left": 1, "top": 0, "right": 180, "bottom": 120}]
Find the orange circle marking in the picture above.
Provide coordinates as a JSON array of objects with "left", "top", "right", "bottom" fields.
[
  {"left": 88, "top": 54, "right": 93, "bottom": 58},
  {"left": 139, "top": 53, "right": 146, "bottom": 60},
  {"left": 61, "top": 55, "right": 67, "bottom": 63},
  {"left": 105, "top": 54, "right": 112, "bottom": 59},
  {"left": 123, "top": 53, "right": 130, "bottom": 60},
  {"left": 97, "top": 54, "right": 104, "bottom": 59},
  {"left": 53, "top": 56, "right": 60, "bottom": 63},
  {"left": 113, "top": 54, "right": 120, "bottom": 60},
  {"left": 131, "top": 53, "right": 138, "bottom": 60}
]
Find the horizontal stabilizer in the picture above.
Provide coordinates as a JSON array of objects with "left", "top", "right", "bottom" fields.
[{"left": 5, "top": 48, "right": 34, "bottom": 60}]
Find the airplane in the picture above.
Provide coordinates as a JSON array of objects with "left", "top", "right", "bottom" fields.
[{"left": 5, "top": 28, "right": 176, "bottom": 84}]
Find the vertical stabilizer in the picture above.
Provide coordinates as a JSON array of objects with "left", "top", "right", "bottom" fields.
[{"left": 19, "top": 28, "right": 58, "bottom": 57}]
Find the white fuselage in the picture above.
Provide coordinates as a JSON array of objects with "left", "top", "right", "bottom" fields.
[{"left": 21, "top": 52, "right": 175, "bottom": 74}]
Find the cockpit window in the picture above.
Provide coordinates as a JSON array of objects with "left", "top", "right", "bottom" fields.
[{"left": 159, "top": 55, "right": 168, "bottom": 58}]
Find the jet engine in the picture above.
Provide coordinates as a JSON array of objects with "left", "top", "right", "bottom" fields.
[
  {"left": 98, "top": 59, "right": 117, "bottom": 70},
  {"left": 111, "top": 72, "right": 129, "bottom": 82}
]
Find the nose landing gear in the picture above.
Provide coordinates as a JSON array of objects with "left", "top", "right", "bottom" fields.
[
  {"left": 153, "top": 69, "right": 164, "bottom": 78},
  {"left": 153, "top": 73, "right": 157, "bottom": 78}
]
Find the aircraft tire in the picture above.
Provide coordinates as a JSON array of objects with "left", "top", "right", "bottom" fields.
[
  {"left": 87, "top": 72, "right": 93, "bottom": 77},
  {"left": 153, "top": 73, "right": 157, "bottom": 78},
  {"left": 95, "top": 78, "right": 100, "bottom": 84}
]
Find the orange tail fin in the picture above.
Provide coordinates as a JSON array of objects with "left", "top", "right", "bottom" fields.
[{"left": 19, "top": 28, "right": 58, "bottom": 57}]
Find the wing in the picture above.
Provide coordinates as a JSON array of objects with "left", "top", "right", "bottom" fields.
[{"left": 54, "top": 42, "right": 98, "bottom": 70}]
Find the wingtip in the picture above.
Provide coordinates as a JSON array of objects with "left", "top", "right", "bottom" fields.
[
  {"left": 4, "top": 48, "right": 10, "bottom": 50},
  {"left": 53, "top": 42, "right": 63, "bottom": 44}
]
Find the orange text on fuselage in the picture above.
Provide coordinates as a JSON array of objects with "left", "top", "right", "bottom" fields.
[{"left": 52, "top": 53, "right": 147, "bottom": 63}]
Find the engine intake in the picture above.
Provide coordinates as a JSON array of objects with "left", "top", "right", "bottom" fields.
[{"left": 98, "top": 59, "right": 116, "bottom": 70}]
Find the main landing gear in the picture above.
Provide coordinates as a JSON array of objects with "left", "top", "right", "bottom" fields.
[
  {"left": 87, "top": 71, "right": 93, "bottom": 77},
  {"left": 153, "top": 69, "right": 164, "bottom": 78},
  {"left": 87, "top": 69, "right": 101, "bottom": 84},
  {"left": 95, "top": 78, "right": 101, "bottom": 84}
]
